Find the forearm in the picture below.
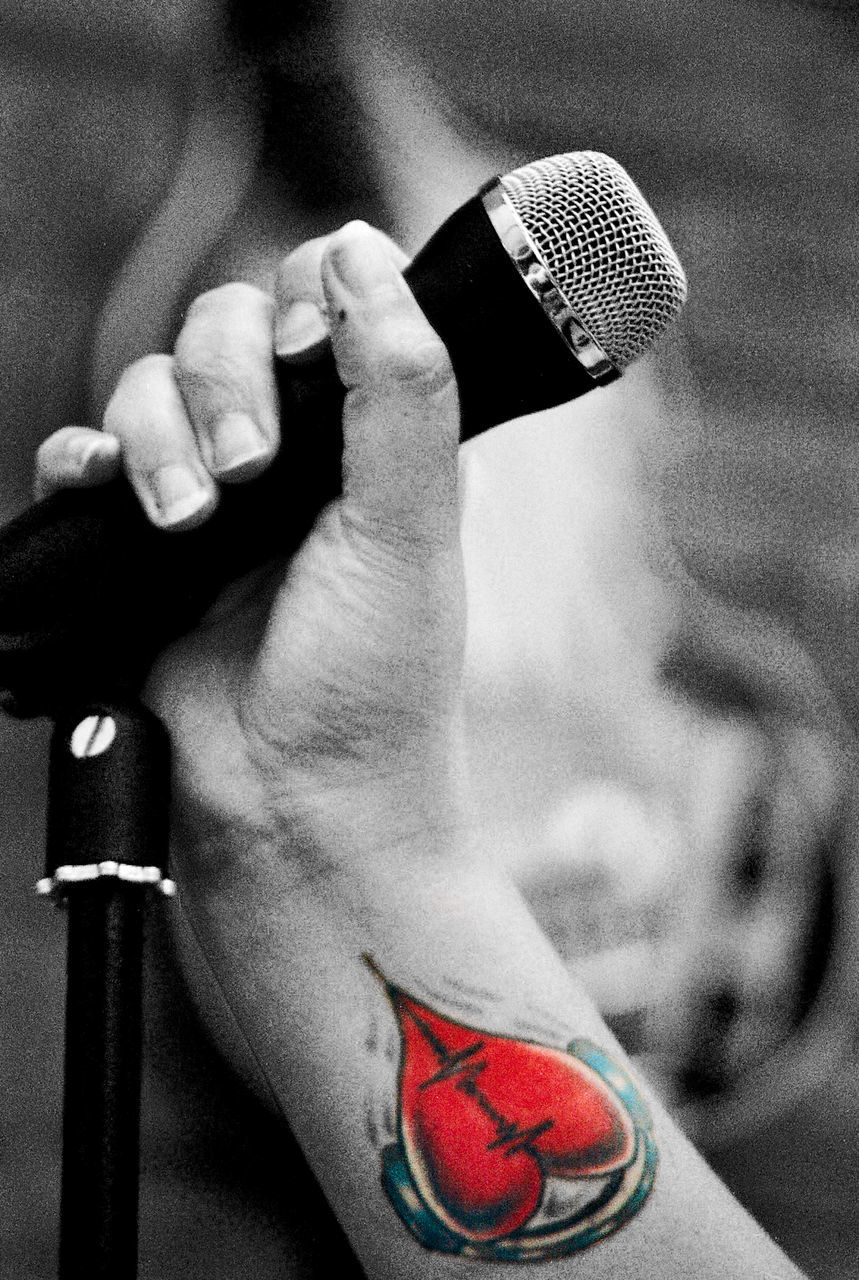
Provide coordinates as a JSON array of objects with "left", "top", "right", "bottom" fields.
[{"left": 171, "top": 823, "right": 806, "bottom": 1280}]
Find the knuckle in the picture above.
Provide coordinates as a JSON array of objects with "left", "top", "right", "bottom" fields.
[
  {"left": 126, "top": 352, "right": 174, "bottom": 384},
  {"left": 104, "top": 355, "right": 173, "bottom": 431},
  {"left": 326, "top": 219, "right": 373, "bottom": 259},
  {"left": 184, "top": 281, "right": 270, "bottom": 327},
  {"left": 35, "top": 433, "right": 61, "bottom": 472},
  {"left": 174, "top": 344, "right": 252, "bottom": 412},
  {"left": 36, "top": 426, "right": 80, "bottom": 464},
  {"left": 274, "top": 248, "right": 304, "bottom": 291},
  {"left": 275, "top": 238, "right": 328, "bottom": 301}
]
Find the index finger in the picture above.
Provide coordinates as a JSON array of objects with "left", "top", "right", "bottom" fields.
[{"left": 274, "top": 233, "right": 410, "bottom": 360}]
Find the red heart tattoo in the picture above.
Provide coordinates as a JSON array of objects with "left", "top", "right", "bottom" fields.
[{"left": 379, "top": 974, "right": 638, "bottom": 1244}]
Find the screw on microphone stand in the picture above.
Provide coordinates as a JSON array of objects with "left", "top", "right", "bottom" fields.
[{"left": 36, "top": 697, "right": 173, "bottom": 1280}]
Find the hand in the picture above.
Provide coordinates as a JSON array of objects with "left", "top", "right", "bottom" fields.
[{"left": 36, "top": 221, "right": 467, "bottom": 1082}]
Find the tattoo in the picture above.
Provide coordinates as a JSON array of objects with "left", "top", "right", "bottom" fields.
[{"left": 366, "top": 958, "right": 657, "bottom": 1261}]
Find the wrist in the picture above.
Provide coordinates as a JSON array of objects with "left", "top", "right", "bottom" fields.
[
  {"left": 174, "top": 743, "right": 467, "bottom": 905},
  {"left": 273, "top": 750, "right": 467, "bottom": 877}
]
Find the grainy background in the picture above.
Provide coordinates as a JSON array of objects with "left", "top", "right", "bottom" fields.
[{"left": 1, "top": 2, "right": 857, "bottom": 1276}]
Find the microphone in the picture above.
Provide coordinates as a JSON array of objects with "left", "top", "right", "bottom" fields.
[{"left": 0, "top": 151, "right": 686, "bottom": 717}]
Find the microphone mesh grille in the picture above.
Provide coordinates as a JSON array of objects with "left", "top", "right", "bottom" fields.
[{"left": 501, "top": 151, "right": 687, "bottom": 370}]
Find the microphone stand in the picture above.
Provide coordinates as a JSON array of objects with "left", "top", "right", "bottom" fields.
[{"left": 35, "top": 695, "right": 173, "bottom": 1280}]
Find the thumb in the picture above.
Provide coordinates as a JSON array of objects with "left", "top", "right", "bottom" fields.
[{"left": 320, "top": 222, "right": 461, "bottom": 557}]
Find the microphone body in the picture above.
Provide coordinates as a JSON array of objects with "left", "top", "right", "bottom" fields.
[{"left": 0, "top": 157, "right": 685, "bottom": 717}]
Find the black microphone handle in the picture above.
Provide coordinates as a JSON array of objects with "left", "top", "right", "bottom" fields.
[{"left": 0, "top": 190, "right": 603, "bottom": 718}]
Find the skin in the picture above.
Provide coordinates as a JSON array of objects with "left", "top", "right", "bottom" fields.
[{"left": 36, "top": 222, "right": 806, "bottom": 1279}]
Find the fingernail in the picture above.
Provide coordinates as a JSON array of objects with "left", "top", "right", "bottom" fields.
[
  {"left": 327, "top": 223, "right": 399, "bottom": 298},
  {"left": 146, "top": 463, "right": 213, "bottom": 528},
  {"left": 275, "top": 299, "right": 329, "bottom": 356},
  {"left": 208, "top": 411, "right": 271, "bottom": 477}
]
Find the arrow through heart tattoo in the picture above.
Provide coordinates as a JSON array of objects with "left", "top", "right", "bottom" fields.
[{"left": 367, "top": 959, "right": 657, "bottom": 1261}]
